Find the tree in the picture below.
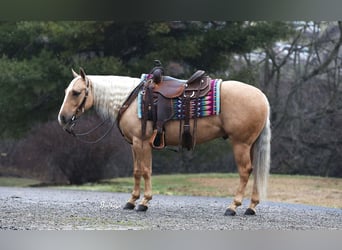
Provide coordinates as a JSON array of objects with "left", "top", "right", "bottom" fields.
[
  {"left": 0, "top": 21, "right": 122, "bottom": 138},
  {"left": 4, "top": 21, "right": 340, "bottom": 180},
  {"left": 0, "top": 21, "right": 293, "bottom": 138},
  {"left": 234, "top": 21, "right": 342, "bottom": 176}
]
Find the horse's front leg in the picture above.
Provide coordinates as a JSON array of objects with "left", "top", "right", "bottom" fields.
[
  {"left": 123, "top": 145, "right": 142, "bottom": 210},
  {"left": 124, "top": 137, "right": 153, "bottom": 211}
]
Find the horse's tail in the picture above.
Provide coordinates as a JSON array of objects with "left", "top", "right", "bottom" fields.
[{"left": 252, "top": 101, "right": 271, "bottom": 201}]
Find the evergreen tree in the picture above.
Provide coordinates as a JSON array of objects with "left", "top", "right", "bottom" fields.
[{"left": 0, "top": 21, "right": 292, "bottom": 138}]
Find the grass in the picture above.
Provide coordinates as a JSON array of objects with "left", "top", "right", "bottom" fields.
[
  {"left": 59, "top": 173, "right": 342, "bottom": 208},
  {"left": 1, "top": 173, "right": 341, "bottom": 208},
  {"left": 0, "top": 176, "right": 41, "bottom": 187}
]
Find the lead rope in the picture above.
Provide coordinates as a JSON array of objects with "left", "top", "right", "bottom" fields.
[
  {"left": 73, "top": 117, "right": 109, "bottom": 136},
  {"left": 72, "top": 118, "right": 116, "bottom": 144}
]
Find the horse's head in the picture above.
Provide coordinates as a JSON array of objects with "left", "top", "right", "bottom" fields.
[{"left": 58, "top": 68, "right": 94, "bottom": 134}]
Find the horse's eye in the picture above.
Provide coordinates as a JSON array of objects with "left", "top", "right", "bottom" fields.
[{"left": 72, "top": 90, "right": 81, "bottom": 97}]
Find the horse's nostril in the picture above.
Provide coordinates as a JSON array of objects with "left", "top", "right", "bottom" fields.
[{"left": 59, "top": 115, "right": 67, "bottom": 125}]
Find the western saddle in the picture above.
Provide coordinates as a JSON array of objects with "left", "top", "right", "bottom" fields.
[{"left": 118, "top": 61, "right": 211, "bottom": 151}]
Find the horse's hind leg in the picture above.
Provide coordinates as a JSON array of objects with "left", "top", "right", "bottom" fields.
[
  {"left": 124, "top": 137, "right": 153, "bottom": 211},
  {"left": 225, "top": 142, "right": 253, "bottom": 216}
]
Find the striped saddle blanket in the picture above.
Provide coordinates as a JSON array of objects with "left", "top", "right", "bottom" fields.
[{"left": 137, "top": 74, "right": 222, "bottom": 120}]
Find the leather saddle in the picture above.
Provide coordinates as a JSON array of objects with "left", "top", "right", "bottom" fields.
[
  {"left": 117, "top": 61, "right": 212, "bottom": 151},
  {"left": 143, "top": 69, "right": 211, "bottom": 150},
  {"left": 153, "top": 70, "right": 209, "bottom": 99}
]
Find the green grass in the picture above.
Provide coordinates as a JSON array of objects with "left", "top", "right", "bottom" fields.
[
  {"left": 1, "top": 173, "right": 341, "bottom": 208},
  {"left": 0, "top": 176, "right": 41, "bottom": 187},
  {"left": 56, "top": 173, "right": 341, "bottom": 196},
  {"left": 58, "top": 173, "right": 342, "bottom": 208},
  {"left": 150, "top": 173, "right": 236, "bottom": 196},
  {"left": 59, "top": 173, "right": 238, "bottom": 196}
]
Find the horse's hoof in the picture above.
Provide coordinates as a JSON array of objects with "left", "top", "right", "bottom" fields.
[
  {"left": 224, "top": 208, "right": 236, "bottom": 216},
  {"left": 123, "top": 202, "right": 135, "bottom": 210},
  {"left": 244, "top": 208, "right": 256, "bottom": 215},
  {"left": 136, "top": 204, "right": 148, "bottom": 212}
]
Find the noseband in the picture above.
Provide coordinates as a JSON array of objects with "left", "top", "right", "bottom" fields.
[
  {"left": 64, "top": 77, "right": 89, "bottom": 136},
  {"left": 71, "top": 77, "right": 90, "bottom": 122}
]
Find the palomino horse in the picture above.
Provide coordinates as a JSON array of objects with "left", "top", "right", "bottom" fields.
[{"left": 58, "top": 68, "right": 271, "bottom": 216}]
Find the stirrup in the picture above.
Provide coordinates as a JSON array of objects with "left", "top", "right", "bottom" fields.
[{"left": 149, "top": 130, "right": 165, "bottom": 149}]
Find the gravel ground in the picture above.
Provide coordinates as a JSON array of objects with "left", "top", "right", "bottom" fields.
[{"left": 0, "top": 186, "right": 341, "bottom": 230}]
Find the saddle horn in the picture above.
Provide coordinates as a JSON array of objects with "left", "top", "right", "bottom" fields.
[{"left": 151, "top": 60, "right": 164, "bottom": 84}]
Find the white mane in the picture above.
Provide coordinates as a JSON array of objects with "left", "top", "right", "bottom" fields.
[{"left": 88, "top": 75, "right": 141, "bottom": 120}]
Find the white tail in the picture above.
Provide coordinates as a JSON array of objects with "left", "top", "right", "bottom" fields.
[{"left": 252, "top": 104, "right": 271, "bottom": 201}]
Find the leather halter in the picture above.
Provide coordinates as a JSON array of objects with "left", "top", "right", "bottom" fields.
[{"left": 66, "top": 77, "right": 90, "bottom": 135}]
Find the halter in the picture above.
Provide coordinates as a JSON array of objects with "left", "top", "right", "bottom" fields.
[
  {"left": 71, "top": 77, "right": 90, "bottom": 122},
  {"left": 66, "top": 77, "right": 115, "bottom": 144}
]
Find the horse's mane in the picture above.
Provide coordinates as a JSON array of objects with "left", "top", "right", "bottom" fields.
[{"left": 88, "top": 75, "right": 141, "bottom": 121}]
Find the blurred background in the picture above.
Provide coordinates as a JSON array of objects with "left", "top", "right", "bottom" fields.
[{"left": 0, "top": 21, "right": 341, "bottom": 184}]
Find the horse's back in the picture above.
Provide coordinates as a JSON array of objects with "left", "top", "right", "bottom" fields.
[{"left": 221, "top": 80, "right": 267, "bottom": 101}]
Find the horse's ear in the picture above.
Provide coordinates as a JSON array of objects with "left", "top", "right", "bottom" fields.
[
  {"left": 72, "top": 68, "right": 78, "bottom": 78},
  {"left": 79, "top": 67, "right": 86, "bottom": 80}
]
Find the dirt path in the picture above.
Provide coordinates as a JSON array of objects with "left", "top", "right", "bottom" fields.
[{"left": 0, "top": 186, "right": 341, "bottom": 230}]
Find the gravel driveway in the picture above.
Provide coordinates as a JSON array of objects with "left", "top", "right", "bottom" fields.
[{"left": 0, "top": 186, "right": 341, "bottom": 230}]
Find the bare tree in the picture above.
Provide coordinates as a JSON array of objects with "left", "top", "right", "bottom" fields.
[{"left": 236, "top": 21, "right": 342, "bottom": 176}]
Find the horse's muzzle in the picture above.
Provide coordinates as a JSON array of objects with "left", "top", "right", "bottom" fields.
[
  {"left": 58, "top": 114, "right": 77, "bottom": 136},
  {"left": 58, "top": 114, "right": 67, "bottom": 126}
]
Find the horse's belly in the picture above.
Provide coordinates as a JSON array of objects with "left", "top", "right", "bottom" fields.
[{"left": 164, "top": 116, "right": 225, "bottom": 146}]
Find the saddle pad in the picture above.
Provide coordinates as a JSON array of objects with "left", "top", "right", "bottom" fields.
[{"left": 137, "top": 76, "right": 222, "bottom": 120}]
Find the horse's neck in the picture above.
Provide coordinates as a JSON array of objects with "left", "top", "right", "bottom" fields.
[{"left": 89, "top": 75, "right": 141, "bottom": 120}]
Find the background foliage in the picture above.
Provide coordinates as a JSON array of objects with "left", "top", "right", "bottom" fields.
[{"left": 0, "top": 21, "right": 341, "bottom": 183}]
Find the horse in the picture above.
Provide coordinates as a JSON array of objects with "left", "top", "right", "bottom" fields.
[{"left": 58, "top": 68, "right": 271, "bottom": 216}]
